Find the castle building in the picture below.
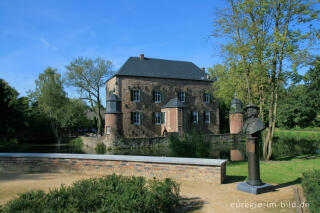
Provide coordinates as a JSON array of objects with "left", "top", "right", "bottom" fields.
[{"left": 104, "top": 54, "right": 219, "bottom": 139}]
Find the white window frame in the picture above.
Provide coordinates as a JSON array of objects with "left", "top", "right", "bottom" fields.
[
  {"left": 178, "top": 92, "right": 185, "bottom": 103},
  {"left": 192, "top": 111, "right": 198, "bottom": 123},
  {"left": 132, "top": 112, "right": 140, "bottom": 125},
  {"left": 106, "top": 126, "right": 111, "bottom": 135},
  {"left": 132, "top": 90, "right": 140, "bottom": 102},
  {"left": 154, "top": 91, "right": 161, "bottom": 103},
  {"left": 205, "top": 93, "right": 210, "bottom": 103},
  {"left": 155, "top": 112, "right": 162, "bottom": 125},
  {"left": 205, "top": 111, "right": 210, "bottom": 123}
]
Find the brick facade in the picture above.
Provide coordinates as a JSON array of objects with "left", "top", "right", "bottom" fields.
[
  {"left": 229, "top": 113, "right": 243, "bottom": 134},
  {"left": 106, "top": 76, "right": 219, "bottom": 138}
]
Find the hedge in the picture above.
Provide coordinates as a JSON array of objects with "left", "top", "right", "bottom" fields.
[
  {"left": 0, "top": 174, "right": 180, "bottom": 213},
  {"left": 302, "top": 170, "right": 320, "bottom": 213}
]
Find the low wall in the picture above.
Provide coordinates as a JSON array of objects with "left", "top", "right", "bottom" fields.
[
  {"left": 81, "top": 134, "right": 245, "bottom": 150},
  {"left": 0, "top": 153, "right": 227, "bottom": 184},
  {"left": 81, "top": 136, "right": 169, "bottom": 150}
]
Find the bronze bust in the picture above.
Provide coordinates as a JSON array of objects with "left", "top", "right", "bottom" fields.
[{"left": 242, "top": 105, "right": 265, "bottom": 135}]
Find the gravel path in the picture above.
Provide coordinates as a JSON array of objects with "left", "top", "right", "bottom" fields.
[{"left": 0, "top": 172, "right": 295, "bottom": 213}]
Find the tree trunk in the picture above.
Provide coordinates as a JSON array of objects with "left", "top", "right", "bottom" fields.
[
  {"left": 96, "top": 88, "right": 103, "bottom": 136},
  {"left": 50, "top": 120, "right": 61, "bottom": 144}
]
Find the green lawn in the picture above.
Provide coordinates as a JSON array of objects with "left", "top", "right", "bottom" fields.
[{"left": 227, "top": 155, "right": 320, "bottom": 184}]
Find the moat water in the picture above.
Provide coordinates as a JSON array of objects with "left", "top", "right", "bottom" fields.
[
  {"left": 2, "top": 137, "right": 318, "bottom": 160},
  {"left": 1, "top": 142, "right": 232, "bottom": 159}
]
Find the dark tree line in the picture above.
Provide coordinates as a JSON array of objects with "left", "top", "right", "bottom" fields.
[
  {"left": 277, "top": 58, "right": 320, "bottom": 129},
  {"left": 1, "top": 57, "right": 113, "bottom": 144}
]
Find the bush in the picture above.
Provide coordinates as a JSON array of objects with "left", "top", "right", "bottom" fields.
[
  {"left": 69, "top": 137, "right": 83, "bottom": 146},
  {"left": 169, "top": 130, "right": 211, "bottom": 158},
  {"left": 302, "top": 170, "right": 320, "bottom": 213},
  {"left": 272, "top": 137, "right": 319, "bottom": 160},
  {"left": 0, "top": 138, "right": 21, "bottom": 152},
  {"left": 95, "top": 142, "right": 106, "bottom": 154},
  {"left": 1, "top": 174, "right": 180, "bottom": 213}
]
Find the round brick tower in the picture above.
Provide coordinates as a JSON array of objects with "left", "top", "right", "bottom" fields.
[
  {"left": 229, "top": 97, "right": 243, "bottom": 134},
  {"left": 229, "top": 97, "right": 244, "bottom": 161},
  {"left": 105, "top": 93, "right": 122, "bottom": 139}
]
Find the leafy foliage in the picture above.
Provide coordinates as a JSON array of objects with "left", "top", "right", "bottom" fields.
[
  {"left": 0, "top": 175, "right": 180, "bottom": 213},
  {"left": 29, "top": 67, "right": 91, "bottom": 142},
  {"left": 69, "top": 137, "right": 83, "bottom": 146},
  {"left": 305, "top": 58, "right": 320, "bottom": 112},
  {"left": 95, "top": 142, "right": 107, "bottom": 154},
  {"left": 277, "top": 85, "right": 317, "bottom": 128},
  {"left": 212, "top": 0, "right": 320, "bottom": 160},
  {"left": 0, "top": 79, "right": 27, "bottom": 139},
  {"left": 65, "top": 57, "right": 114, "bottom": 135},
  {"left": 302, "top": 170, "right": 320, "bottom": 213},
  {"left": 30, "top": 67, "right": 68, "bottom": 142},
  {"left": 169, "top": 130, "right": 211, "bottom": 158}
]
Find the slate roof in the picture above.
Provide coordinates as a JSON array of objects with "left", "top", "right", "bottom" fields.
[
  {"left": 162, "top": 98, "right": 187, "bottom": 108},
  {"left": 112, "top": 57, "right": 211, "bottom": 81},
  {"left": 105, "top": 94, "right": 122, "bottom": 114}
]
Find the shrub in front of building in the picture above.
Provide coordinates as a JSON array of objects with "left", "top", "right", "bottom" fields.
[
  {"left": 0, "top": 174, "right": 180, "bottom": 213},
  {"left": 169, "top": 130, "right": 211, "bottom": 158},
  {"left": 95, "top": 142, "right": 106, "bottom": 154},
  {"left": 302, "top": 170, "right": 320, "bottom": 213}
]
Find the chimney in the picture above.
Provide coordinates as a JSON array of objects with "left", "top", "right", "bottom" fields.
[
  {"left": 201, "top": 67, "right": 205, "bottom": 72},
  {"left": 139, "top": 54, "right": 144, "bottom": 60}
]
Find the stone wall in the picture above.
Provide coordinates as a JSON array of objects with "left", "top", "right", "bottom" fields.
[
  {"left": 81, "top": 134, "right": 245, "bottom": 151},
  {"left": 81, "top": 135, "right": 169, "bottom": 150},
  {"left": 0, "top": 153, "right": 227, "bottom": 184}
]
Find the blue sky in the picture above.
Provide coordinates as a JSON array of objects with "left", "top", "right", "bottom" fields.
[
  {"left": 1, "top": 0, "right": 319, "bottom": 105},
  {"left": 0, "top": 0, "right": 224, "bottom": 104}
]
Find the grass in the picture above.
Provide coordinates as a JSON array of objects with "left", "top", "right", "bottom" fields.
[{"left": 227, "top": 155, "right": 320, "bottom": 185}]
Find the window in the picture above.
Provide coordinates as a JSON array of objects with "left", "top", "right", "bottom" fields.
[
  {"left": 154, "top": 91, "right": 161, "bottom": 103},
  {"left": 178, "top": 92, "right": 185, "bottom": 102},
  {"left": 162, "top": 112, "right": 166, "bottom": 123},
  {"left": 155, "top": 112, "right": 162, "bottom": 124},
  {"left": 192, "top": 111, "right": 198, "bottom": 123},
  {"left": 131, "top": 112, "right": 141, "bottom": 125},
  {"left": 106, "top": 126, "right": 111, "bottom": 135},
  {"left": 204, "top": 92, "right": 210, "bottom": 103},
  {"left": 154, "top": 112, "right": 165, "bottom": 125},
  {"left": 205, "top": 111, "right": 210, "bottom": 123},
  {"left": 131, "top": 90, "right": 140, "bottom": 102}
]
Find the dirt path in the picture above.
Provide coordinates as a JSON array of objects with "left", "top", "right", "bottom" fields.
[{"left": 0, "top": 172, "right": 295, "bottom": 213}]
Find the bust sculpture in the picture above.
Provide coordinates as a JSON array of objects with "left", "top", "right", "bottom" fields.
[
  {"left": 242, "top": 105, "right": 265, "bottom": 135},
  {"left": 237, "top": 104, "right": 273, "bottom": 194}
]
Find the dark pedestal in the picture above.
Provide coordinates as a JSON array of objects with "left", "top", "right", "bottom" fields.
[{"left": 237, "top": 182, "right": 273, "bottom": 195}]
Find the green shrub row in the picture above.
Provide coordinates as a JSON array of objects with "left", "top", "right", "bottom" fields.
[
  {"left": 169, "top": 130, "right": 211, "bottom": 158},
  {"left": 0, "top": 174, "right": 180, "bottom": 213},
  {"left": 302, "top": 170, "right": 320, "bottom": 213}
]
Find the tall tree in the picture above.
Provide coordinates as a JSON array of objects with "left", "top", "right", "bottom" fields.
[
  {"left": 0, "top": 79, "right": 27, "bottom": 140},
  {"left": 305, "top": 57, "right": 320, "bottom": 112},
  {"left": 212, "top": 0, "right": 319, "bottom": 160},
  {"left": 277, "top": 85, "right": 317, "bottom": 128},
  {"left": 65, "top": 57, "right": 113, "bottom": 135},
  {"left": 32, "top": 67, "right": 68, "bottom": 143}
]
